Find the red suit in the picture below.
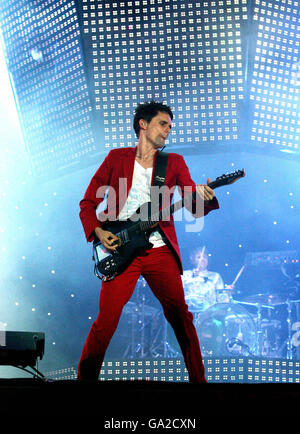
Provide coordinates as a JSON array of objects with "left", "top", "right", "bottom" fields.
[{"left": 78, "top": 147, "right": 219, "bottom": 382}]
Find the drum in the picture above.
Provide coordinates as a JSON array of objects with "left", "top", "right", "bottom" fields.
[
  {"left": 184, "top": 283, "right": 216, "bottom": 312},
  {"left": 184, "top": 293, "right": 211, "bottom": 312},
  {"left": 194, "top": 302, "right": 257, "bottom": 356}
]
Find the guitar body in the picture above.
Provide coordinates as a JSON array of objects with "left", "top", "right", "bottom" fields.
[{"left": 93, "top": 202, "right": 154, "bottom": 279}]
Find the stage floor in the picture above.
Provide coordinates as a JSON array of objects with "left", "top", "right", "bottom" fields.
[{"left": 0, "top": 378, "right": 298, "bottom": 430}]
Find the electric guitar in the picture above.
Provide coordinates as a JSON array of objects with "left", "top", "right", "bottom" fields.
[{"left": 92, "top": 169, "right": 245, "bottom": 280}]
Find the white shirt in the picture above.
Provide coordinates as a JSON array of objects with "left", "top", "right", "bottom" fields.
[{"left": 117, "top": 160, "right": 165, "bottom": 248}]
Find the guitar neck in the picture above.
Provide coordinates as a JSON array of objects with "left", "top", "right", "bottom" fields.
[
  {"left": 129, "top": 170, "right": 244, "bottom": 232},
  {"left": 141, "top": 180, "right": 216, "bottom": 230},
  {"left": 160, "top": 180, "right": 215, "bottom": 221}
]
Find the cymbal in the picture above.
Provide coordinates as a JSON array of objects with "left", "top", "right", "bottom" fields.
[
  {"left": 235, "top": 300, "right": 274, "bottom": 309},
  {"left": 242, "top": 293, "right": 286, "bottom": 306}
]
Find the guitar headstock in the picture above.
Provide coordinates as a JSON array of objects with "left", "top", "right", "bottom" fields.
[{"left": 210, "top": 169, "right": 245, "bottom": 189}]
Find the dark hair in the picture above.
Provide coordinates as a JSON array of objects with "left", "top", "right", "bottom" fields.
[{"left": 133, "top": 100, "right": 174, "bottom": 138}]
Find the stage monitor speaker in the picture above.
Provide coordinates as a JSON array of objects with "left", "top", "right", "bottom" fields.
[{"left": 0, "top": 331, "right": 45, "bottom": 368}]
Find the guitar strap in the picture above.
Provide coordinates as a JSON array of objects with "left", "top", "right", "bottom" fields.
[
  {"left": 151, "top": 150, "right": 169, "bottom": 210},
  {"left": 152, "top": 150, "right": 169, "bottom": 187}
]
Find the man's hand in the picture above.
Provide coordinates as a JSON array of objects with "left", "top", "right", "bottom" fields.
[
  {"left": 94, "top": 227, "right": 119, "bottom": 251},
  {"left": 196, "top": 178, "right": 215, "bottom": 201}
]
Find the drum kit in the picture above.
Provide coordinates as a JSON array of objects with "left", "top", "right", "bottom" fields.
[
  {"left": 121, "top": 273, "right": 300, "bottom": 360},
  {"left": 186, "top": 282, "right": 300, "bottom": 359}
]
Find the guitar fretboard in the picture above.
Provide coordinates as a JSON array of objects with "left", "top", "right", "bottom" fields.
[{"left": 129, "top": 170, "right": 244, "bottom": 233}]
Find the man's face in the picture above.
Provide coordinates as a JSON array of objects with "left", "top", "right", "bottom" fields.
[
  {"left": 143, "top": 111, "right": 172, "bottom": 148},
  {"left": 192, "top": 250, "right": 208, "bottom": 270}
]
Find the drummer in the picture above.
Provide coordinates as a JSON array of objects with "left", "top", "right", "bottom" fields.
[{"left": 182, "top": 246, "right": 232, "bottom": 311}]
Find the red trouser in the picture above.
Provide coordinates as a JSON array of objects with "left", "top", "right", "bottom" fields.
[{"left": 77, "top": 245, "right": 206, "bottom": 383}]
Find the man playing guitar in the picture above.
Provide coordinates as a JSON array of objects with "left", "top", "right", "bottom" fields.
[{"left": 77, "top": 101, "right": 219, "bottom": 383}]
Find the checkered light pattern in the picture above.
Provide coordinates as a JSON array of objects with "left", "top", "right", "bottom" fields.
[
  {"left": 0, "top": 0, "right": 299, "bottom": 177},
  {"left": 0, "top": 0, "right": 95, "bottom": 178},
  {"left": 45, "top": 357, "right": 300, "bottom": 383},
  {"left": 82, "top": 0, "right": 248, "bottom": 150},
  {"left": 250, "top": 0, "right": 299, "bottom": 150}
]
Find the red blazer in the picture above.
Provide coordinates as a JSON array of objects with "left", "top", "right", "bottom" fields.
[{"left": 79, "top": 147, "right": 219, "bottom": 274}]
